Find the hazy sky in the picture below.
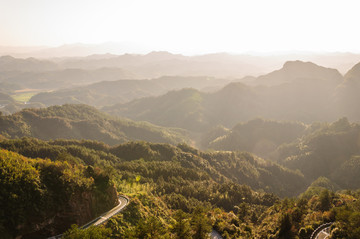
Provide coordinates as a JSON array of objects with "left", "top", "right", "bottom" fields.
[{"left": 1, "top": 0, "right": 360, "bottom": 54}]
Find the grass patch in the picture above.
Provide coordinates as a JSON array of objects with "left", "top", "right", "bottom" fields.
[{"left": 11, "top": 92, "right": 37, "bottom": 102}]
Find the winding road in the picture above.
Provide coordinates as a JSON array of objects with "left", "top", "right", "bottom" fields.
[
  {"left": 82, "top": 195, "right": 129, "bottom": 228},
  {"left": 210, "top": 229, "right": 224, "bottom": 239},
  {"left": 48, "top": 195, "right": 224, "bottom": 239},
  {"left": 48, "top": 195, "right": 129, "bottom": 239},
  {"left": 310, "top": 222, "right": 333, "bottom": 239},
  {"left": 315, "top": 227, "right": 331, "bottom": 239}
]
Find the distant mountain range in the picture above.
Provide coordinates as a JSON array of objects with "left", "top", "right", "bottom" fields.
[
  {"left": 2, "top": 54, "right": 360, "bottom": 129},
  {"left": 104, "top": 60, "right": 360, "bottom": 129},
  {"left": 2, "top": 45, "right": 360, "bottom": 75},
  {"left": 29, "top": 76, "right": 230, "bottom": 107},
  {"left": 0, "top": 42, "right": 149, "bottom": 58}
]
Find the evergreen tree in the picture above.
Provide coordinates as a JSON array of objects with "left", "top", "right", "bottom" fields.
[
  {"left": 278, "top": 213, "right": 294, "bottom": 239},
  {"left": 172, "top": 210, "right": 192, "bottom": 239},
  {"left": 136, "top": 216, "right": 166, "bottom": 239},
  {"left": 319, "top": 189, "right": 331, "bottom": 211},
  {"left": 191, "top": 207, "right": 212, "bottom": 239}
]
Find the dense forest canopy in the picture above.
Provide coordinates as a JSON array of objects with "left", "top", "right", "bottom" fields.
[{"left": 2, "top": 136, "right": 360, "bottom": 238}]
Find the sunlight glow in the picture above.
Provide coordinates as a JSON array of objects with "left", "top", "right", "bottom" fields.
[{"left": 0, "top": 0, "right": 359, "bottom": 54}]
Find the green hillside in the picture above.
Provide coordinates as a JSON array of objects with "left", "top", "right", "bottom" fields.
[
  {"left": 2, "top": 137, "right": 360, "bottom": 238},
  {"left": 205, "top": 117, "right": 360, "bottom": 192},
  {"left": 276, "top": 118, "right": 360, "bottom": 187},
  {"left": 0, "top": 137, "right": 302, "bottom": 238},
  {"left": 105, "top": 88, "right": 208, "bottom": 131},
  {"left": 0, "top": 104, "right": 189, "bottom": 145},
  {"left": 0, "top": 149, "right": 117, "bottom": 238},
  {"left": 0, "top": 138, "right": 306, "bottom": 198},
  {"left": 205, "top": 118, "right": 306, "bottom": 158}
]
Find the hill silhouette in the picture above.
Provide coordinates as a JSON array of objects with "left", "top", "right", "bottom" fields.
[
  {"left": 335, "top": 62, "right": 360, "bottom": 120},
  {"left": 0, "top": 55, "right": 58, "bottom": 72},
  {"left": 255, "top": 60, "right": 342, "bottom": 86},
  {"left": 28, "top": 76, "right": 229, "bottom": 107}
]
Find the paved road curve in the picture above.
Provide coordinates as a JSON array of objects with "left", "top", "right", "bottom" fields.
[
  {"left": 82, "top": 195, "right": 129, "bottom": 228},
  {"left": 210, "top": 229, "right": 224, "bottom": 239},
  {"left": 49, "top": 195, "right": 224, "bottom": 239},
  {"left": 310, "top": 222, "right": 333, "bottom": 239},
  {"left": 48, "top": 195, "right": 129, "bottom": 239},
  {"left": 315, "top": 227, "right": 331, "bottom": 239}
]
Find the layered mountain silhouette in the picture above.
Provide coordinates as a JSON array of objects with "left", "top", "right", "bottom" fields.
[
  {"left": 255, "top": 60, "right": 342, "bottom": 86},
  {"left": 104, "top": 61, "right": 351, "bottom": 130},
  {"left": 3, "top": 55, "right": 360, "bottom": 130},
  {"left": 29, "top": 76, "right": 229, "bottom": 107},
  {"left": 0, "top": 67, "right": 135, "bottom": 90},
  {"left": 0, "top": 55, "right": 58, "bottom": 72}
]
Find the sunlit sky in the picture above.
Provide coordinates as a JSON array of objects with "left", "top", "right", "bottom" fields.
[{"left": 1, "top": 0, "right": 360, "bottom": 54}]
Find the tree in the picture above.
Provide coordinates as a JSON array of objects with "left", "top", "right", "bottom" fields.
[
  {"left": 191, "top": 207, "right": 212, "bottom": 239},
  {"left": 62, "top": 224, "right": 111, "bottom": 239},
  {"left": 319, "top": 189, "right": 331, "bottom": 211},
  {"left": 278, "top": 213, "right": 294, "bottom": 239},
  {"left": 172, "top": 210, "right": 192, "bottom": 239},
  {"left": 298, "top": 226, "right": 313, "bottom": 239},
  {"left": 136, "top": 216, "right": 166, "bottom": 239}
]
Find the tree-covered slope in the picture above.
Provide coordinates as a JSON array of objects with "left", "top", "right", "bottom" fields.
[
  {"left": 104, "top": 88, "right": 207, "bottom": 131},
  {"left": 276, "top": 118, "right": 360, "bottom": 189},
  {"left": 204, "top": 118, "right": 306, "bottom": 158},
  {"left": 0, "top": 104, "right": 189, "bottom": 145},
  {"left": 103, "top": 85, "right": 258, "bottom": 131},
  {"left": 0, "top": 149, "right": 117, "bottom": 238},
  {"left": 0, "top": 137, "right": 307, "bottom": 199},
  {"left": 3, "top": 137, "right": 360, "bottom": 238}
]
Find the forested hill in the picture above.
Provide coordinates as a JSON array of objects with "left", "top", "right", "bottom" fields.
[
  {"left": 3, "top": 137, "right": 360, "bottom": 238},
  {"left": 0, "top": 104, "right": 189, "bottom": 145},
  {"left": 200, "top": 117, "right": 360, "bottom": 192},
  {"left": 275, "top": 117, "right": 360, "bottom": 187},
  {"left": 0, "top": 137, "right": 306, "bottom": 238},
  {"left": 202, "top": 118, "right": 307, "bottom": 158},
  {"left": 0, "top": 148, "right": 118, "bottom": 238},
  {"left": 0, "top": 137, "right": 306, "bottom": 199}
]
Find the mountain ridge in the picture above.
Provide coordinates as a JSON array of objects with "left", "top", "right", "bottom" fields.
[{"left": 0, "top": 104, "right": 189, "bottom": 145}]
